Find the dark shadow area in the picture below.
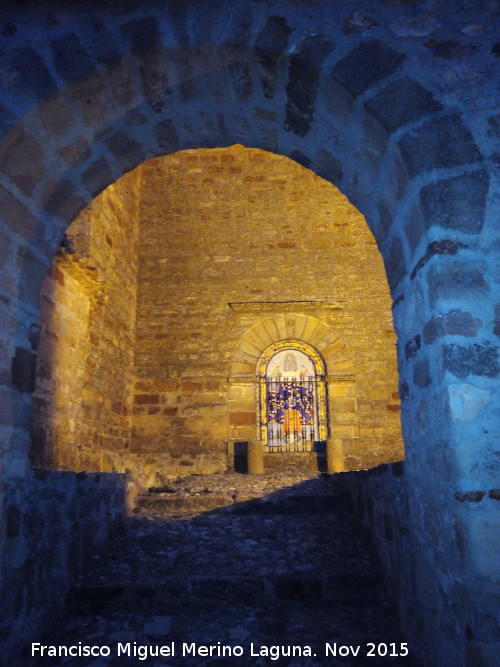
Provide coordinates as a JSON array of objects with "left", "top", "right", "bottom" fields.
[
  {"left": 24, "top": 474, "right": 417, "bottom": 667},
  {"left": 233, "top": 440, "right": 249, "bottom": 473}
]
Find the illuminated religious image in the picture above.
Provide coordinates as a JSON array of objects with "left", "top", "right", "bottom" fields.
[{"left": 265, "top": 349, "right": 318, "bottom": 449}]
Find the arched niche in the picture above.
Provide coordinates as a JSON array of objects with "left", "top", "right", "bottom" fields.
[{"left": 256, "top": 339, "right": 328, "bottom": 450}]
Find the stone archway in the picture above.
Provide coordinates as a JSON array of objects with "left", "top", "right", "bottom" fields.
[{"left": 0, "top": 3, "right": 498, "bottom": 663}]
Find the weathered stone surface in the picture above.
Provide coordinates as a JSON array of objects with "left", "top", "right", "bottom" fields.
[
  {"left": 155, "top": 118, "right": 179, "bottom": 151},
  {"left": 332, "top": 40, "right": 405, "bottom": 96},
  {"left": 284, "top": 36, "right": 334, "bottom": 137},
  {"left": 413, "top": 358, "right": 431, "bottom": 387},
  {"left": 448, "top": 384, "right": 490, "bottom": 421},
  {"left": 41, "top": 179, "right": 87, "bottom": 221},
  {"left": 0, "top": 102, "right": 15, "bottom": 136},
  {"left": 32, "top": 171, "right": 140, "bottom": 471},
  {"left": 11, "top": 347, "right": 36, "bottom": 393},
  {"left": 0, "top": 126, "right": 44, "bottom": 195},
  {"left": 423, "top": 310, "right": 482, "bottom": 344},
  {"left": 424, "top": 40, "right": 477, "bottom": 59},
  {"left": 444, "top": 341, "right": 499, "bottom": 379},
  {"left": 0, "top": 47, "right": 57, "bottom": 105},
  {"left": 255, "top": 15, "right": 291, "bottom": 98},
  {"left": 455, "top": 490, "right": 485, "bottom": 503},
  {"left": 121, "top": 16, "right": 161, "bottom": 54},
  {"left": 82, "top": 157, "right": 114, "bottom": 197},
  {"left": 105, "top": 131, "right": 146, "bottom": 171},
  {"left": 51, "top": 34, "right": 95, "bottom": 83},
  {"left": 1, "top": 471, "right": 127, "bottom": 661},
  {"left": 399, "top": 115, "right": 482, "bottom": 175},
  {"left": 365, "top": 78, "right": 442, "bottom": 133},
  {"left": 411, "top": 239, "right": 468, "bottom": 280},
  {"left": 314, "top": 148, "right": 343, "bottom": 184},
  {"left": 342, "top": 10, "right": 378, "bottom": 35},
  {"left": 420, "top": 171, "right": 489, "bottom": 234},
  {"left": 0, "top": 230, "right": 11, "bottom": 266},
  {"left": 385, "top": 236, "right": 406, "bottom": 292},
  {"left": 427, "top": 261, "right": 488, "bottom": 306},
  {"left": 405, "top": 334, "right": 421, "bottom": 361},
  {"left": 15, "top": 247, "right": 48, "bottom": 305},
  {"left": 404, "top": 205, "right": 426, "bottom": 254},
  {"left": 494, "top": 304, "right": 500, "bottom": 337},
  {"left": 58, "top": 136, "right": 91, "bottom": 167},
  {"left": 79, "top": 16, "right": 123, "bottom": 65}
]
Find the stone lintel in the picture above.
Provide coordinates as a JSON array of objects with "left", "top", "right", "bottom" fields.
[{"left": 227, "top": 300, "right": 346, "bottom": 312}]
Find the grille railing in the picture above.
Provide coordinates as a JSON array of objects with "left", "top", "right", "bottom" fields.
[{"left": 265, "top": 376, "right": 316, "bottom": 451}]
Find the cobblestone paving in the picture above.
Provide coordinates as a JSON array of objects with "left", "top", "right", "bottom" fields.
[{"left": 26, "top": 473, "right": 416, "bottom": 667}]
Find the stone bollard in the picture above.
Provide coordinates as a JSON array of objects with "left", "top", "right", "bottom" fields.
[
  {"left": 247, "top": 441, "right": 264, "bottom": 474},
  {"left": 326, "top": 439, "right": 344, "bottom": 473}
]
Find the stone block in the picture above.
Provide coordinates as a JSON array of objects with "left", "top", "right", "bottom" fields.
[
  {"left": 464, "top": 510, "right": 500, "bottom": 580},
  {"left": 411, "top": 239, "right": 468, "bottom": 280},
  {"left": 420, "top": 171, "right": 488, "bottom": 234},
  {"left": 0, "top": 126, "right": 44, "bottom": 196},
  {"left": 255, "top": 15, "right": 292, "bottom": 98},
  {"left": 404, "top": 205, "right": 426, "bottom": 255},
  {"left": 405, "top": 334, "right": 421, "bottom": 360},
  {"left": 121, "top": 16, "right": 161, "bottom": 54},
  {"left": 105, "top": 131, "right": 146, "bottom": 172},
  {"left": 58, "top": 136, "right": 91, "bottom": 167},
  {"left": 385, "top": 236, "right": 406, "bottom": 293},
  {"left": 444, "top": 342, "right": 499, "bottom": 379},
  {"left": 423, "top": 310, "right": 482, "bottom": 344},
  {"left": 79, "top": 16, "right": 123, "bottom": 66},
  {"left": 0, "top": 231, "right": 11, "bottom": 266},
  {"left": 427, "top": 261, "right": 488, "bottom": 306},
  {"left": 156, "top": 119, "right": 179, "bottom": 152},
  {"left": 229, "top": 412, "right": 255, "bottom": 426},
  {"left": 365, "top": 78, "right": 442, "bottom": 133},
  {"left": 413, "top": 358, "right": 431, "bottom": 387},
  {"left": 42, "top": 179, "right": 87, "bottom": 222},
  {"left": 315, "top": 149, "right": 343, "bottom": 185},
  {"left": 1, "top": 47, "right": 56, "bottom": 106},
  {"left": 330, "top": 398, "right": 357, "bottom": 412},
  {"left": 51, "top": 34, "right": 95, "bottom": 83},
  {"left": 16, "top": 247, "right": 49, "bottom": 306},
  {"left": 494, "top": 304, "right": 500, "bottom": 337},
  {"left": 83, "top": 157, "right": 114, "bottom": 198},
  {"left": 331, "top": 40, "right": 405, "bottom": 96},
  {"left": 227, "top": 50, "right": 253, "bottom": 100},
  {"left": 423, "top": 39, "right": 477, "bottom": 59},
  {"left": 134, "top": 394, "right": 160, "bottom": 405},
  {"left": 399, "top": 115, "right": 482, "bottom": 175},
  {"left": 284, "top": 35, "right": 334, "bottom": 137},
  {"left": 6, "top": 503, "right": 20, "bottom": 538}
]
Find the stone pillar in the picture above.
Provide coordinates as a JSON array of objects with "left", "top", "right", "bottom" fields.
[
  {"left": 326, "top": 439, "right": 344, "bottom": 473},
  {"left": 247, "top": 441, "right": 264, "bottom": 474}
]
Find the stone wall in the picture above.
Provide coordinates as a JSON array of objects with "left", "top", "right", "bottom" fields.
[
  {"left": 339, "top": 465, "right": 500, "bottom": 666},
  {"left": 31, "top": 171, "right": 141, "bottom": 473},
  {"left": 132, "top": 146, "right": 403, "bottom": 478},
  {"left": 0, "top": 470, "right": 128, "bottom": 661}
]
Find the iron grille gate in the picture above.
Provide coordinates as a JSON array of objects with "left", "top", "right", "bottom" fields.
[{"left": 266, "top": 376, "right": 317, "bottom": 451}]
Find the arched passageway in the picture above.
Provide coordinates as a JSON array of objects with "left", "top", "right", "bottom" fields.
[
  {"left": 31, "top": 147, "right": 404, "bottom": 483},
  {"left": 0, "top": 2, "right": 498, "bottom": 665}
]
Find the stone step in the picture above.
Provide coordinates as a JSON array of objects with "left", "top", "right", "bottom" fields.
[
  {"left": 135, "top": 487, "right": 348, "bottom": 518},
  {"left": 68, "top": 570, "right": 383, "bottom": 614},
  {"left": 134, "top": 491, "right": 237, "bottom": 516}
]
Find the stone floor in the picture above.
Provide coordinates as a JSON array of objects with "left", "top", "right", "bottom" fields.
[{"left": 26, "top": 471, "right": 417, "bottom": 667}]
